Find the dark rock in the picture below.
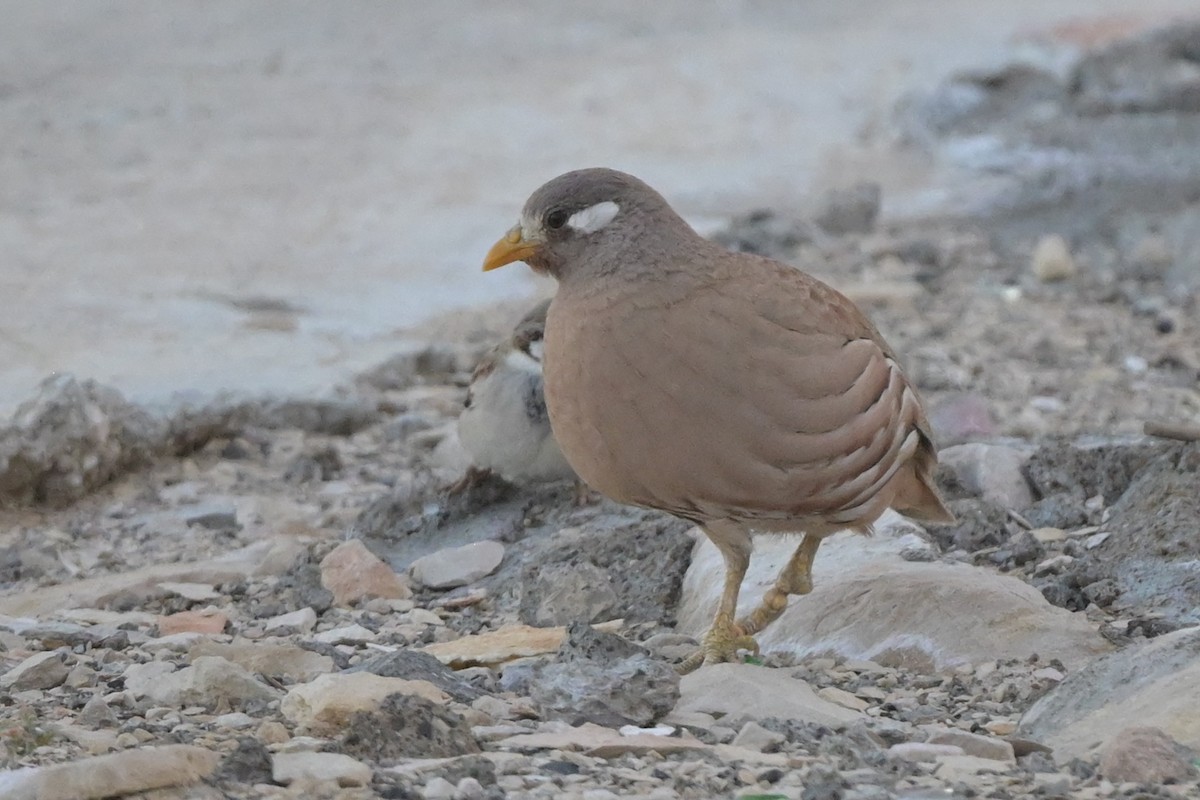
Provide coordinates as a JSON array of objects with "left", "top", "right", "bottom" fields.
[
  {"left": 283, "top": 445, "right": 343, "bottom": 483},
  {"left": 710, "top": 209, "right": 816, "bottom": 258},
  {"left": 349, "top": 649, "right": 481, "bottom": 703},
  {"left": 1022, "top": 439, "right": 1163, "bottom": 504},
  {"left": 251, "top": 549, "right": 333, "bottom": 617},
  {"left": 340, "top": 692, "right": 479, "bottom": 760},
  {"left": 1021, "top": 493, "right": 1090, "bottom": 529},
  {"left": 215, "top": 737, "right": 274, "bottom": 787},
  {"left": 933, "top": 499, "right": 1010, "bottom": 552},
  {"left": 182, "top": 504, "right": 239, "bottom": 530},
  {"left": 1071, "top": 24, "right": 1200, "bottom": 114},
  {"left": 524, "top": 623, "right": 680, "bottom": 728},
  {"left": 1007, "top": 530, "right": 1045, "bottom": 566},
  {"left": 814, "top": 183, "right": 882, "bottom": 235}
]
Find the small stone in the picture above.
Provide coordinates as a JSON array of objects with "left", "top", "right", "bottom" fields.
[
  {"left": 78, "top": 694, "right": 120, "bottom": 728},
  {"left": 421, "top": 620, "right": 624, "bottom": 668},
  {"left": 423, "top": 777, "right": 457, "bottom": 800},
  {"left": 1032, "top": 234, "right": 1077, "bottom": 282},
  {"left": 189, "top": 640, "right": 333, "bottom": 682},
  {"left": 731, "top": 721, "right": 785, "bottom": 752},
  {"left": 214, "top": 712, "right": 256, "bottom": 729},
  {"left": 320, "top": 539, "right": 412, "bottom": 606},
  {"left": 936, "top": 754, "right": 1009, "bottom": 781},
  {"left": 817, "top": 686, "right": 872, "bottom": 711},
  {"left": 157, "top": 609, "right": 229, "bottom": 636},
  {"left": 257, "top": 720, "right": 290, "bottom": 745},
  {"left": 262, "top": 607, "right": 318, "bottom": 634},
  {"left": 1032, "top": 667, "right": 1064, "bottom": 682},
  {"left": 889, "top": 742, "right": 965, "bottom": 762},
  {"left": 925, "top": 727, "right": 1015, "bottom": 761},
  {"left": 984, "top": 720, "right": 1016, "bottom": 736},
  {"left": 272, "top": 751, "right": 372, "bottom": 787},
  {"left": 157, "top": 582, "right": 222, "bottom": 602},
  {"left": 312, "top": 623, "right": 376, "bottom": 645},
  {"left": 182, "top": 504, "right": 239, "bottom": 529},
  {"left": 1031, "top": 527, "right": 1066, "bottom": 543},
  {"left": 939, "top": 443, "right": 1034, "bottom": 509},
  {"left": 454, "top": 776, "right": 486, "bottom": 800},
  {"left": 815, "top": 182, "right": 881, "bottom": 235},
  {"left": 64, "top": 664, "right": 97, "bottom": 689},
  {"left": 0, "top": 650, "right": 69, "bottom": 690},
  {"left": 410, "top": 540, "right": 505, "bottom": 589}
]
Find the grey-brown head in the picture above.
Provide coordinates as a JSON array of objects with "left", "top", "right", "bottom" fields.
[{"left": 481, "top": 168, "right": 697, "bottom": 281}]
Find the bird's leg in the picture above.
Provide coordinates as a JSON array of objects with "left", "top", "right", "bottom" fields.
[
  {"left": 737, "top": 533, "right": 821, "bottom": 637},
  {"left": 445, "top": 465, "right": 493, "bottom": 495},
  {"left": 678, "top": 524, "right": 759, "bottom": 674}
]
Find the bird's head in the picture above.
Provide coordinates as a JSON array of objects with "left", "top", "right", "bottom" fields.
[{"left": 482, "top": 167, "right": 692, "bottom": 282}]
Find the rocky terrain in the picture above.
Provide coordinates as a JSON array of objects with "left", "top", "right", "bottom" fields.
[{"left": 3, "top": 22, "right": 1200, "bottom": 800}]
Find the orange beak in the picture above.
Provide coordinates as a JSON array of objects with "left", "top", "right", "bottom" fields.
[{"left": 482, "top": 225, "right": 542, "bottom": 271}]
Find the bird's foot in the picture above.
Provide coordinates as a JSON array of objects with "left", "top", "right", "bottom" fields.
[
  {"left": 571, "top": 480, "right": 599, "bottom": 507},
  {"left": 445, "top": 466, "right": 493, "bottom": 496},
  {"left": 676, "top": 619, "right": 760, "bottom": 674}
]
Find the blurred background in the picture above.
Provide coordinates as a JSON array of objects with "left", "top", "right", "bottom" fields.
[{"left": 2, "top": 0, "right": 1196, "bottom": 414}]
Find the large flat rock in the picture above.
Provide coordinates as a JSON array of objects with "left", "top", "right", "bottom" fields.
[{"left": 678, "top": 512, "right": 1110, "bottom": 671}]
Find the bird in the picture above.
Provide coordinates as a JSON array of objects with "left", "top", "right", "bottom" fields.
[
  {"left": 480, "top": 167, "right": 954, "bottom": 671},
  {"left": 452, "top": 297, "right": 580, "bottom": 493}
]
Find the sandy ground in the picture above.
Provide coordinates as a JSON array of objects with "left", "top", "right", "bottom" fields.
[{"left": 3, "top": 0, "right": 1198, "bottom": 414}]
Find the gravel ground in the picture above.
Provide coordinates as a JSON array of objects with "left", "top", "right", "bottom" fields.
[{"left": 2, "top": 22, "right": 1200, "bottom": 800}]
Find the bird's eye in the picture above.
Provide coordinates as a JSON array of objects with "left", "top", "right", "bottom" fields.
[{"left": 545, "top": 209, "right": 569, "bottom": 230}]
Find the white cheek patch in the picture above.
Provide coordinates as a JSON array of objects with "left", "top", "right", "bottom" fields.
[{"left": 567, "top": 201, "right": 620, "bottom": 234}]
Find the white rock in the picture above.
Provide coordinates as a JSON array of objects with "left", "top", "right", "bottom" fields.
[
  {"left": 263, "top": 607, "right": 317, "bottom": 634},
  {"left": 213, "top": 712, "right": 256, "bottom": 729},
  {"left": 311, "top": 624, "right": 376, "bottom": 645},
  {"left": 817, "top": 686, "right": 872, "bottom": 711},
  {"left": 924, "top": 727, "right": 1015, "bottom": 761},
  {"left": 129, "top": 656, "right": 280, "bottom": 710},
  {"left": 0, "top": 744, "right": 219, "bottom": 800},
  {"left": 410, "top": 541, "right": 506, "bottom": 589},
  {"left": 889, "top": 742, "right": 964, "bottom": 761},
  {"left": 423, "top": 776, "right": 457, "bottom": 800},
  {"left": 272, "top": 751, "right": 372, "bottom": 787},
  {"left": 667, "top": 663, "right": 861, "bottom": 728}
]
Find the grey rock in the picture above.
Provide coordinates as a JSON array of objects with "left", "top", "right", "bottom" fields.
[
  {"left": 814, "top": 182, "right": 882, "bottom": 235},
  {"left": 78, "top": 694, "right": 120, "bottom": 729},
  {"left": 1098, "top": 726, "right": 1198, "bottom": 784},
  {"left": 0, "top": 651, "right": 68, "bottom": 690},
  {"left": 731, "top": 721, "right": 786, "bottom": 752},
  {"left": 518, "top": 561, "right": 620, "bottom": 626},
  {"left": 0, "top": 375, "right": 165, "bottom": 508},
  {"left": 526, "top": 622, "right": 680, "bottom": 727},
  {"left": 340, "top": 692, "right": 480, "bottom": 760},
  {"left": 350, "top": 649, "right": 482, "bottom": 703},
  {"left": 181, "top": 503, "right": 239, "bottom": 530},
  {"left": 410, "top": 540, "right": 505, "bottom": 589},
  {"left": 923, "top": 727, "right": 1014, "bottom": 761},
  {"left": 668, "top": 663, "right": 860, "bottom": 729},
  {"left": 132, "top": 656, "right": 281, "bottom": 711},
  {"left": 1021, "top": 625, "right": 1200, "bottom": 759},
  {"left": 272, "top": 752, "right": 372, "bottom": 788}
]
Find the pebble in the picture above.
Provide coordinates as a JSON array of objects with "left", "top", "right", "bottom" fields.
[
  {"left": 888, "top": 742, "right": 965, "bottom": 762},
  {"left": 311, "top": 623, "right": 375, "bottom": 644},
  {"left": 924, "top": 727, "right": 1015, "bottom": 761},
  {"left": 1031, "top": 234, "right": 1077, "bottom": 282},
  {"left": 157, "top": 609, "right": 229, "bottom": 636},
  {"left": 731, "top": 721, "right": 785, "bottom": 752},
  {"left": 320, "top": 539, "right": 413, "bottom": 606},
  {"left": 817, "top": 686, "right": 872, "bottom": 711},
  {"left": 410, "top": 540, "right": 506, "bottom": 589},
  {"left": 263, "top": 607, "right": 318, "bottom": 634}
]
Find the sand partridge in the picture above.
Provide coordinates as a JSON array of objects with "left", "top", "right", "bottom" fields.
[{"left": 482, "top": 168, "right": 953, "bottom": 670}]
